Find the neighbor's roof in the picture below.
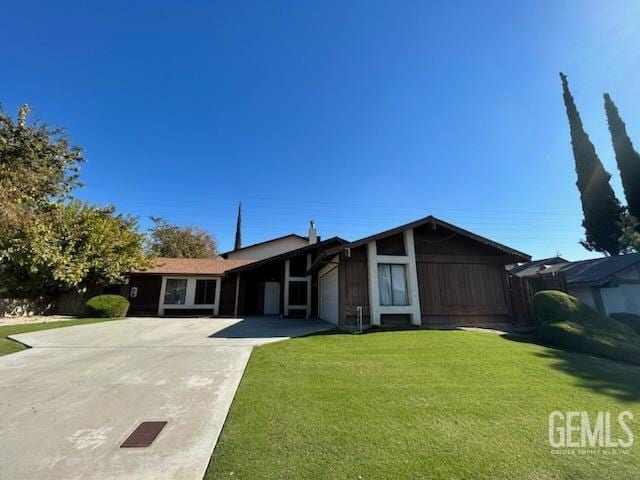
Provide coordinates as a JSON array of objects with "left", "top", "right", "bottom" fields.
[
  {"left": 509, "top": 257, "right": 569, "bottom": 277},
  {"left": 559, "top": 253, "right": 640, "bottom": 287},
  {"left": 219, "top": 233, "right": 308, "bottom": 258},
  {"left": 133, "top": 257, "right": 254, "bottom": 275}
]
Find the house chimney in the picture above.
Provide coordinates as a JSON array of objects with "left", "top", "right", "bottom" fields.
[{"left": 308, "top": 220, "right": 318, "bottom": 244}]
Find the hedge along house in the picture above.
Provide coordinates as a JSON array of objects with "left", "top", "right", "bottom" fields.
[
  {"left": 127, "top": 216, "right": 530, "bottom": 327},
  {"left": 309, "top": 216, "right": 530, "bottom": 328}
]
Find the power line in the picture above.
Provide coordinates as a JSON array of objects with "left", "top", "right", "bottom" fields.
[{"left": 85, "top": 183, "right": 582, "bottom": 217}]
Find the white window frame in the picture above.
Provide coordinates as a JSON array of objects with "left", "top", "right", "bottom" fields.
[
  {"left": 367, "top": 229, "right": 422, "bottom": 326},
  {"left": 378, "top": 263, "right": 409, "bottom": 306},
  {"left": 284, "top": 254, "right": 312, "bottom": 318},
  {"left": 158, "top": 276, "right": 222, "bottom": 316}
]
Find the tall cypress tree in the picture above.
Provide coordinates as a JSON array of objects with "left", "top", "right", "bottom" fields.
[
  {"left": 234, "top": 202, "right": 242, "bottom": 250},
  {"left": 560, "top": 73, "right": 624, "bottom": 255},
  {"left": 604, "top": 93, "right": 640, "bottom": 221}
]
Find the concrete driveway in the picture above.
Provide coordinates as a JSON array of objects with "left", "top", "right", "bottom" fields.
[{"left": 0, "top": 316, "right": 332, "bottom": 480}]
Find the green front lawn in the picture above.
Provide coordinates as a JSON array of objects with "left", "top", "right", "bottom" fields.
[
  {"left": 0, "top": 317, "right": 119, "bottom": 356},
  {"left": 207, "top": 330, "right": 640, "bottom": 480}
]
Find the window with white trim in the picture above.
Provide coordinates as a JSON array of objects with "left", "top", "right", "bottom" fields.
[
  {"left": 378, "top": 264, "right": 408, "bottom": 306},
  {"left": 194, "top": 279, "right": 216, "bottom": 304},
  {"left": 288, "top": 281, "right": 307, "bottom": 305},
  {"left": 164, "top": 279, "right": 187, "bottom": 304}
]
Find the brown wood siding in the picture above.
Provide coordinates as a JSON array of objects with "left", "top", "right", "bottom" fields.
[
  {"left": 338, "top": 246, "right": 370, "bottom": 326},
  {"left": 128, "top": 274, "right": 162, "bottom": 315},
  {"left": 413, "top": 223, "right": 511, "bottom": 257},
  {"left": 417, "top": 261, "right": 510, "bottom": 325},
  {"left": 412, "top": 224, "right": 512, "bottom": 325},
  {"left": 219, "top": 275, "right": 237, "bottom": 316},
  {"left": 376, "top": 232, "right": 406, "bottom": 256}
]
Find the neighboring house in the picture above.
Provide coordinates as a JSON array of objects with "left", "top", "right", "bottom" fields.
[
  {"left": 128, "top": 215, "right": 531, "bottom": 328},
  {"left": 510, "top": 253, "right": 640, "bottom": 316},
  {"left": 220, "top": 233, "right": 311, "bottom": 261},
  {"left": 508, "top": 257, "right": 569, "bottom": 277}
]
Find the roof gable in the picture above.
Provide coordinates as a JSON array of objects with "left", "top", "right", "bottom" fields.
[
  {"left": 332, "top": 215, "right": 530, "bottom": 260},
  {"left": 220, "top": 233, "right": 309, "bottom": 259},
  {"left": 226, "top": 237, "right": 348, "bottom": 273}
]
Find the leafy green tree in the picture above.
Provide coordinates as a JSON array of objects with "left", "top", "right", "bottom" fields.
[
  {"left": 604, "top": 93, "right": 640, "bottom": 223},
  {"left": 0, "top": 104, "right": 82, "bottom": 213},
  {"left": 1, "top": 202, "right": 149, "bottom": 297},
  {"left": 560, "top": 73, "right": 624, "bottom": 255},
  {"left": 618, "top": 215, "right": 640, "bottom": 254},
  {"left": 147, "top": 217, "right": 218, "bottom": 258},
  {"left": 0, "top": 105, "right": 149, "bottom": 298}
]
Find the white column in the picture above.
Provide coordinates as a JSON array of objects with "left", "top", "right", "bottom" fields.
[
  {"left": 366, "top": 229, "right": 422, "bottom": 327},
  {"left": 213, "top": 277, "right": 222, "bottom": 316},
  {"left": 157, "top": 276, "right": 167, "bottom": 316},
  {"left": 306, "top": 253, "right": 312, "bottom": 319},
  {"left": 284, "top": 259, "right": 291, "bottom": 316},
  {"left": 404, "top": 229, "right": 422, "bottom": 326},
  {"left": 367, "top": 241, "right": 381, "bottom": 326}
]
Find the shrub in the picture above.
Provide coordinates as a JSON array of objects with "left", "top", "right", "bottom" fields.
[
  {"left": 532, "top": 290, "right": 640, "bottom": 365},
  {"left": 85, "top": 294, "right": 129, "bottom": 318},
  {"left": 610, "top": 312, "right": 640, "bottom": 335}
]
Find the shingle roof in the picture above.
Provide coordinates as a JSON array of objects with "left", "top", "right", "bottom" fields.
[
  {"left": 511, "top": 253, "right": 640, "bottom": 287},
  {"left": 133, "top": 257, "right": 254, "bottom": 275},
  {"left": 559, "top": 253, "right": 640, "bottom": 286},
  {"left": 509, "top": 257, "right": 569, "bottom": 277}
]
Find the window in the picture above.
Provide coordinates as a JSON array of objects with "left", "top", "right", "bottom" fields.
[
  {"left": 289, "top": 281, "right": 307, "bottom": 305},
  {"left": 378, "top": 264, "right": 408, "bottom": 306},
  {"left": 195, "top": 279, "right": 216, "bottom": 305},
  {"left": 164, "top": 279, "right": 187, "bottom": 305},
  {"left": 289, "top": 256, "right": 308, "bottom": 277}
]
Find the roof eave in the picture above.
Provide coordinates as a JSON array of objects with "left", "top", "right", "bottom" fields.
[
  {"left": 226, "top": 237, "right": 348, "bottom": 273},
  {"left": 219, "top": 233, "right": 308, "bottom": 258}
]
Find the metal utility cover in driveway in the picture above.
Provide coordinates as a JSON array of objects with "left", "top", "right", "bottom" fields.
[{"left": 121, "top": 421, "right": 167, "bottom": 448}]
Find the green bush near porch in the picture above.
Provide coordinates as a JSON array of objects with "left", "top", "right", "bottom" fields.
[{"left": 85, "top": 295, "right": 129, "bottom": 318}]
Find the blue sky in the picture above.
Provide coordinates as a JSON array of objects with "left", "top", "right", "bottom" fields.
[{"left": 2, "top": 1, "right": 640, "bottom": 259}]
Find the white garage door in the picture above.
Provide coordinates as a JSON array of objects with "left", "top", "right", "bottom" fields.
[{"left": 320, "top": 267, "right": 339, "bottom": 325}]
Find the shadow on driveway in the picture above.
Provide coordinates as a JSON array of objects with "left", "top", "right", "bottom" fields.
[{"left": 208, "top": 316, "right": 334, "bottom": 339}]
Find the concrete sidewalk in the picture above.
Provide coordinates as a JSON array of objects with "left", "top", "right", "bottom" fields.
[{"left": 0, "top": 316, "right": 332, "bottom": 480}]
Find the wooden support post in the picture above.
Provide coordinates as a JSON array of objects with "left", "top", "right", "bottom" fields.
[{"left": 233, "top": 274, "right": 241, "bottom": 318}]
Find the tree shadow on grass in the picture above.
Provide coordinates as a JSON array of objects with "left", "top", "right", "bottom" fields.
[{"left": 501, "top": 333, "right": 640, "bottom": 403}]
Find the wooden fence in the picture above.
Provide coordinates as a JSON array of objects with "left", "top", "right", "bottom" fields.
[{"left": 508, "top": 272, "right": 567, "bottom": 324}]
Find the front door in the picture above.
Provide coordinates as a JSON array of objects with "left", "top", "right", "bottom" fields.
[
  {"left": 320, "top": 267, "right": 339, "bottom": 324},
  {"left": 263, "top": 282, "right": 280, "bottom": 315}
]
